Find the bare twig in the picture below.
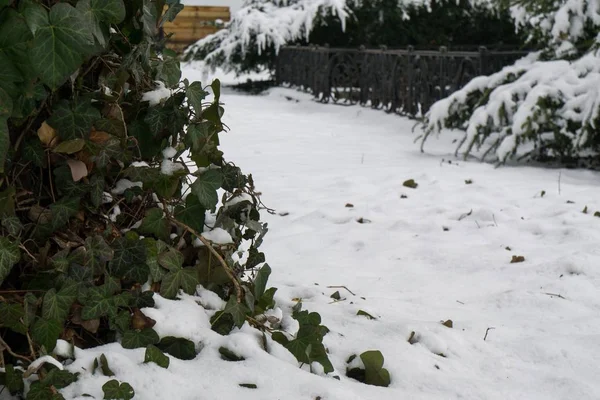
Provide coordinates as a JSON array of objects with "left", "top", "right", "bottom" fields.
[
  {"left": 0, "top": 337, "right": 32, "bottom": 363},
  {"left": 543, "top": 292, "right": 566, "bottom": 299},
  {"left": 326, "top": 285, "right": 356, "bottom": 296},
  {"left": 456, "top": 300, "right": 465, "bottom": 305},
  {"left": 483, "top": 327, "right": 495, "bottom": 341},
  {"left": 558, "top": 171, "right": 562, "bottom": 195}
]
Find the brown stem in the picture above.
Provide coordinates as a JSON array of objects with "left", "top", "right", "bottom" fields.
[
  {"left": 0, "top": 337, "right": 32, "bottom": 363},
  {"left": 165, "top": 204, "right": 243, "bottom": 303}
]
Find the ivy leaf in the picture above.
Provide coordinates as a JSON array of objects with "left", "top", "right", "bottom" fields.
[
  {"left": 77, "top": 0, "right": 125, "bottom": 46},
  {"left": 4, "top": 364, "right": 24, "bottom": 395},
  {"left": 21, "top": 137, "right": 45, "bottom": 167},
  {"left": 253, "top": 263, "right": 271, "bottom": 299},
  {"left": 191, "top": 169, "right": 222, "bottom": 210},
  {"left": 174, "top": 194, "right": 206, "bottom": 234},
  {"left": 139, "top": 208, "right": 170, "bottom": 241},
  {"left": 42, "top": 284, "right": 77, "bottom": 323},
  {"left": 20, "top": 0, "right": 48, "bottom": 35},
  {"left": 159, "top": 267, "right": 198, "bottom": 299},
  {"left": 223, "top": 295, "right": 250, "bottom": 328},
  {"left": 49, "top": 196, "right": 80, "bottom": 230},
  {"left": 102, "top": 380, "right": 135, "bottom": 400},
  {"left": 157, "top": 58, "right": 181, "bottom": 88},
  {"left": 84, "top": 235, "right": 113, "bottom": 274},
  {"left": 186, "top": 81, "right": 208, "bottom": 112},
  {"left": 144, "top": 238, "right": 168, "bottom": 282},
  {"left": 31, "top": 317, "right": 62, "bottom": 351},
  {"left": 211, "top": 79, "right": 221, "bottom": 103},
  {"left": 0, "top": 236, "right": 20, "bottom": 286},
  {"left": 121, "top": 328, "right": 159, "bottom": 349},
  {"left": 159, "top": 1, "right": 184, "bottom": 26},
  {"left": 89, "top": 174, "right": 105, "bottom": 208},
  {"left": 144, "top": 344, "right": 170, "bottom": 368},
  {"left": 157, "top": 247, "right": 183, "bottom": 271},
  {"left": 30, "top": 3, "right": 95, "bottom": 89},
  {"left": 360, "top": 350, "right": 391, "bottom": 387},
  {"left": 109, "top": 310, "right": 131, "bottom": 334},
  {"left": 48, "top": 100, "right": 100, "bottom": 140},
  {"left": 156, "top": 336, "right": 196, "bottom": 360},
  {"left": 80, "top": 282, "right": 126, "bottom": 320},
  {"left": 53, "top": 138, "right": 85, "bottom": 154},
  {"left": 25, "top": 381, "right": 65, "bottom": 400},
  {"left": 42, "top": 368, "right": 79, "bottom": 389},
  {"left": 2, "top": 215, "right": 22, "bottom": 236},
  {"left": 99, "top": 353, "right": 114, "bottom": 376},
  {"left": 110, "top": 233, "right": 147, "bottom": 281},
  {"left": 0, "top": 303, "right": 26, "bottom": 334}
]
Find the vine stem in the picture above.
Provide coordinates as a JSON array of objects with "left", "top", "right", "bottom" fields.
[
  {"left": 0, "top": 337, "right": 32, "bottom": 364},
  {"left": 162, "top": 202, "right": 244, "bottom": 303}
]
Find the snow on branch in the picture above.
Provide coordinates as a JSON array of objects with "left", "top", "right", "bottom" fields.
[
  {"left": 185, "top": 0, "right": 350, "bottom": 72},
  {"left": 423, "top": 49, "right": 600, "bottom": 162}
]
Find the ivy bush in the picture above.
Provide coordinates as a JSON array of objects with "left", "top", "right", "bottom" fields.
[{"left": 0, "top": 0, "right": 343, "bottom": 398}]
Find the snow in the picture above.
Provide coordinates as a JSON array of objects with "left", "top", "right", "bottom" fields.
[
  {"left": 141, "top": 82, "right": 172, "bottom": 106},
  {"left": 199, "top": 227, "right": 234, "bottom": 245},
  {"left": 111, "top": 179, "right": 143, "bottom": 195},
  {"left": 17, "top": 76, "right": 600, "bottom": 399}
]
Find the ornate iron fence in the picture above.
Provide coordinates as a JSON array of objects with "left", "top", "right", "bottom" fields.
[{"left": 276, "top": 46, "right": 528, "bottom": 116}]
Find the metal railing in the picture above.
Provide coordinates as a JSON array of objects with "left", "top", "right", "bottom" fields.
[{"left": 276, "top": 46, "right": 528, "bottom": 116}]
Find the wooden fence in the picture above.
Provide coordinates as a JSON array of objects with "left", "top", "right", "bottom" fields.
[{"left": 164, "top": 6, "right": 230, "bottom": 52}]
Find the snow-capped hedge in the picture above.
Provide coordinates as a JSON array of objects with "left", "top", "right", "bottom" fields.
[
  {"left": 422, "top": 0, "right": 600, "bottom": 163},
  {"left": 422, "top": 50, "right": 600, "bottom": 162}
]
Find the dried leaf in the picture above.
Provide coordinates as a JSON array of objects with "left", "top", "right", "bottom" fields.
[
  {"left": 81, "top": 318, "right": 100, "bottom": 333},
  {"left": 89, "top": 129, "right": 111, "bottom": 144},
  {"left": 38, "top": 121, "right": 58, "bottom": 146},
  {"left": 510, "top": 255, "right": 525, "bottom": 263},
  {"left": 67, "top": 159, "right": 88, "bottom": 182}
]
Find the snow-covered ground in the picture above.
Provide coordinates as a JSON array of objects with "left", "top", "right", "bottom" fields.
[{"left": 58, "top": 69, "right": 600, "bottom": 399}]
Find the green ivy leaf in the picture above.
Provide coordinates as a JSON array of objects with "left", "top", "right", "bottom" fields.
[
  {"left": 0, "top": 236, "right": 20, "bottom": 286},
  {"left": 256, "top": 287, "right": 277, "bottom": 314},
  {"left": 53, "top": 138, "right": 85, "bottom": 154},
  {"left": 174, "top": 194, "right": 206, "bottom": 234},
  {"left": 77, "top": 0, "right": 125, "bottom": 46},
  {"left": 156, "top": 336, "right": 196, "bottom": 360},
  {"left": 211, "top": 79, "right": 221, "bottom": 103},
  {"left": 360, "top": 350, "right": 391, "bottom": 387},
  {"left": 110, "top": 234, "right": 147, "bottom": 281},
  {"left": 49, "top": 196, "right": 80, "bottom": 230},
  {"left": 157, "top": 247, "right": 183, "bottom": 271},
  {"left": 21, "top": 137, "right": 45, "bottom": 167},
  {"left": 108, "top": 310, "right": 131, "bottom": 334},
  {"left": 31, "top": 317, "right": 62, "bottom": 351},
  {"left": 25, "top": 381, "right": 65, "bottom": 400},
  {"left": 191, "top": 169, "right": 222, "bottom": 210},
  {"left": 48, "top": 100, "right": 100, "bottom": 140},
  {"left": 99, "top": 353, "right": 114, "bottom": 376},
  {"left": 121, "top": 328, "right": 159, "bottom": 349},
  {"left": 223, "top": 295, "right": 250, "bottom": 328},
  {"left": 89, "top": 174, "right": 105, "bottom": 208},
  {"left": 41, "top": 368, "right": 79, "bottom": 389},
  {"left": 4, "top": 364, "right": 24, "bottom": 395},
  {"left": 20, "top": 0, "right": 48, "bottom": 35},
  {"left": 80, "top": 282, "right": 125, "bottom": 320},
  {"left": 2, "top": 215, "right": 22, "bottom": 236},
  {"left": 157, "top": 58, "right": 181, "bottom": 88},
  {"left": 30, "top": 3, "right": 95, "bottom": 89},
  {"left": 139, "top": 208, "right": 170, "bottom": 241},
  {"left": 102, "top": 380, "right": 135, "bottom": 400},
  {"left": 159, "top": 267, "right": 198, "bottom": 299},
  {"left": 144, "top": 238, "right": 168, "bottom": 282},
  {"left": 253, "top": 263, "right": 271, "bottom": 300},
  {"left": 159, "top": 1, "right": 184, "bottom": 26},
  {"left": 84, "top": 235, "right": 113, "bottom": 274},
  {"left": 24, "top": 292, "right": 38, "bottom": 328},
  {"left": 0, "top": 303, "right": 26, "bottom": 334},
  {"left": 144, "top": 344, "right": 170, "bottom": 368},
  {"left": 42, "top": 284, "right": 77, "bottom": 323},
  {"left": 186, "top": 81, "right": 208, "bottom": 112}
]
